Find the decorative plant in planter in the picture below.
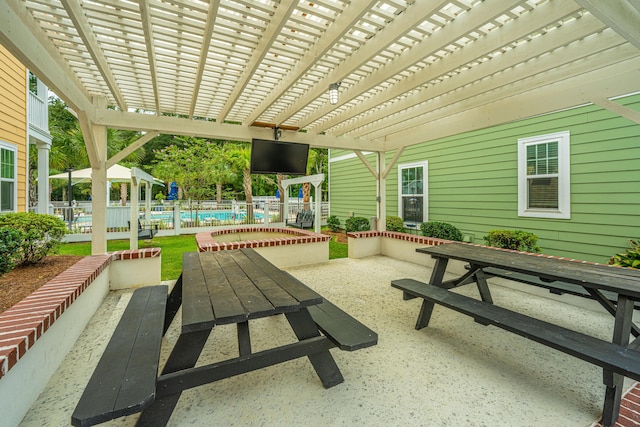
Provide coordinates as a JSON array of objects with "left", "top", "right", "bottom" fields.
[
  {"left": 420, "top": 221, "right": 463, "bottom": 241},
  {"left": 610, "top": 239, "right": 640, "bottom": 269},
  {"left": 345, "top": 216, "right": 370, "bottom": 232},
  {"left": 386, "top": 216, "right": 405, "bottom": 232},
  {"left": 0, "top": 212, "right": 67, "bottom": 264},
  {"left": 326, "top": 215, "right": 341, "bottom": 232},
  {"left": 0, "top": 227, "right": 24, "bottom": 276},
  {"left": 483, "top": 229, "right": 541, "bottom": 253}
]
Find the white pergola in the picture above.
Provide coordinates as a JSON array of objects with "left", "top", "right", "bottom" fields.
[{"left": 1, "top": 0, "right": 639, "bottom": 254}]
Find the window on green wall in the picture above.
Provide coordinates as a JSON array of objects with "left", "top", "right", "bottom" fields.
[
  {"left": 0, "top": 142, "right": 17, "bottom": 212},
  {"left": 517, "top": 131, "right": 570, "bottom": 219},
  {"left": 398, "top": 161, "right": 428, "bottom": 226}
]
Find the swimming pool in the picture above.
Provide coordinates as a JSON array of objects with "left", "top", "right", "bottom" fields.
[{"left": 153, "top": 210, "right": 265, "bottom": 222}]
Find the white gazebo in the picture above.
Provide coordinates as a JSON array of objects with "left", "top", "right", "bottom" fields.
[
  {"left": 50, "top": 164, "right": 163, "bottom": 249},
  {"left": 2, "top": 0, "right": 640, "bottom": 254}
]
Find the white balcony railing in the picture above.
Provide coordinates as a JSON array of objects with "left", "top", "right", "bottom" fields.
[{"left": 28, "top": 89, "right": 48, "bottom": 135}]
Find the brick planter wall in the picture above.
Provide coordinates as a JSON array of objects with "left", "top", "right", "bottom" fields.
[{"left": 0, "top": 248, "right": 160, "bottom": 427}]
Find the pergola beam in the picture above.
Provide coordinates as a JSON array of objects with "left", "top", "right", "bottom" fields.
[
  {"left": 244, "top": 0, "right": 376, "bottom": 126},
  {"left": 272, "top": 0, "right": 452, "bottom": 127},
  {"left": 381, "top": 57, "right": 640, "bottom": 151},
  {"left": 294, "top": 0, "right": 530, "bottom": 131},
  {"left": 320, "top": 0, "right": 590, "bottom": 136},
  {"left": 346, "top": 18, "right": 620, "bottom": 140},
  {"left": 188, "top": 0, "right": 221, "bottom": 118},
  {"left": 0, "top": 0, "right": 93, "bottom": 115},
  {"left": 576, "top": 0, "right": 640, "bottom": 50},
  {"left": 218, "top": 0, "right": 297, "bottom": 122},
  {"left": 60, "top": 0, "right": 127, "bottom": 111},
  {"left": 93, "top": 109, "right": 374, "bottom": 151}
]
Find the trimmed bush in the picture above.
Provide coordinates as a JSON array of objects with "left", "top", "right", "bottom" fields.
[
  {"left": 420, "top": 221, "right": 463, "bottom": 241},
  {"left": 483, "top": 229, "right": 541, "bottom": 253},
  {"left": 0, "top": 213, "right": 67, "bottom": 264},
  {"left": 326, "top": 215, "right": 341, "bottom": 232},
  {"left": 609, "top": 239, "right": 640, "bottom": 269},
  {"left": 0, "top": 227, "right": 24, "bottom": 276},
  {"left": 345, "top": 216, "right": 370, "bottom": 232},
  {"left": 386, "top": 216, "right": 405, "bottom": 232}
]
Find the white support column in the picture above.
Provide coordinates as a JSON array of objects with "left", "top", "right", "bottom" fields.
[
  {"left": 130, "top": 176, "right": 139, "bottom": 250},
  {"left": 36, "top": 141, "right": 50, "bottom": 214},
  {"left": 145, "top": 182, "right": 151, "bottom": 223},
  {"left": 314, "top": 182, "right": 322, "bottom": 233},
  {"left": 377, "top": 151, "right": 386, "bottom": 231},
  {"left": 90, "top": 146, "right": 108, "bottom": 254}
]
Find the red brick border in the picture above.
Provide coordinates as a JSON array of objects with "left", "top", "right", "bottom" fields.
[
  {"left": 0, "top": 248, "right": 160, "bottom": 381},
  {"left": 196, "top": 226, "right": 330, "bottom": 252}
]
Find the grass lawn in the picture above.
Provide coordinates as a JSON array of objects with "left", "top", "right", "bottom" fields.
[{"left": 59, "top": 235, "right": 348, "bottom": 281}]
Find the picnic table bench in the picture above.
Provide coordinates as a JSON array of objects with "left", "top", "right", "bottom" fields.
[
  {"left": 391, "top": 243, "right": 640, "bottom": 427},
  {"left": 71, "top": 285, "right": 168, "bottom": 427},
  {"left": 72, "top": 248, "right": 376, "bottom": 426}
]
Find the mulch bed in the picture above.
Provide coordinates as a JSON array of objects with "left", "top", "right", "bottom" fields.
[
  {"left": 321, "top": 229, "right": 348, "bottom": 244},
  {"left": 0, "top": 255, "right": 85, "bottom": 314}
]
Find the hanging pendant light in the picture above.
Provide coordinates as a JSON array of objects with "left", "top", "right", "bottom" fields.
[{"left": 328, "top": 82, "right": 341, "bottom": 105}]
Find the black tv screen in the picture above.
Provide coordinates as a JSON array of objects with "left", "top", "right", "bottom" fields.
[{"left": 250, "top": 139, "right": 309, "bottom": 175}]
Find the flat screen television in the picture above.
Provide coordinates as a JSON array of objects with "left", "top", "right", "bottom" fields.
[{"left": 250, "top": 138, "right": 309, "bottom": 176}]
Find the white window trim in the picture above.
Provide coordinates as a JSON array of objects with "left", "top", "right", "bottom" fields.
[
  {"left": 397, "top": 160, "right": 428, "bottom": 224},
  {"left": 0, "top": 141, "right": 18, "bottom": 213},
  {"left": 517, "top": 131, "right": 570, "bottom": 219}
]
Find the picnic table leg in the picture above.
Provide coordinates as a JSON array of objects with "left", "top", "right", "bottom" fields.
[
  {"left": 473, "top": 268, "right": 493, "bottom": 304},
  {"left": 285, "top": 308, "right": 344, "bottom": 388},
  {"left": 237, "top": 321, "right": 251, "bottom": 356},
  {"left": 414, "top": 257, "right": 450, "bottom": 329},
  {"left": 601, "top": 295, "right": 634, "bottom": 427},
  {"left": 135, "top": 329, "right": 210, "bottom": 427},
  {"left": 163, "top": 274, "right": 183, "bottom": 335}
]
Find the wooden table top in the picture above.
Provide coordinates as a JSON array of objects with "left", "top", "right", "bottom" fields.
[
  {"left": 417, "top": 243, "right": 640, "bottom": 299},
  {"left": 181, "top": 249, "right": 323, "bottom": 331}
]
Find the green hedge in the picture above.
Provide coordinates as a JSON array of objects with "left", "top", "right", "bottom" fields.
[
  {"left": 0, "top": 227, "right": 24, "bottom": 276},
  {"left": 0, "top": 213, "right": 67, "bottom": 264},
  {"left": 386, "top": 216, "right": 405, "bottom": 232},
  {"left": 326, "top": 215, "right": 341, "bottom": 232},
  {"left": 420, "top": 221, "right": 463, "bottom": 241},
  {"left": 483, "top": 229, "right": 541, "bottom": 253},
  {"left": 345, "top": 216, "right": 370, "bottom": 232}
]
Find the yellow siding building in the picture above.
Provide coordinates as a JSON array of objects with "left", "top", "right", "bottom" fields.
[{"left": 0, "top": 44, "right": 27, "bottom": 213}]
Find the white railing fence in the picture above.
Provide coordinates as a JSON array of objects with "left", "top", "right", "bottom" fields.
[{"left": 44, "top": 199, "right": 330, "bottom": 237}]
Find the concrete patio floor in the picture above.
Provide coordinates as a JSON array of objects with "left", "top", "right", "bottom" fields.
[{"left": 19, "top": 255, "right": 637, "bottom": 427}]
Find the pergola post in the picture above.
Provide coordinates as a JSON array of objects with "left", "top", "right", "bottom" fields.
[
  {"left": 89, "top": 129, "right": 108, "bottom": 255},
  {"left": 36, "top": 141, "right": 50, "bottom": 214},
  {"left": 130, "top": 175, "right": 139, "bottom": 250}
]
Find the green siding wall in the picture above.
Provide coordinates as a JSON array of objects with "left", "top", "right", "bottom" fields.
[
  {"left": 328, "top": 152, "right": 377, "bottom": 221},
  {"left": 329, "top": 94, "right": 640, "bottom": 263}
]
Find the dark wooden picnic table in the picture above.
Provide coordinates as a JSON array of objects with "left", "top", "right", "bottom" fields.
[
  {"left": 134, "top": 248, "right": 376, "bottom": 426},
  {"left": 392, "top": 243, "right": 640, "bottom": 427},
  {"left": 73, "top": 248, "right": 376, "bottom": 427}
]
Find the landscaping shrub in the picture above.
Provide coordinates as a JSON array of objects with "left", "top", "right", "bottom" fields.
[
  {"left": 609, "top": 239, "right": 640, "bottom": 269},
  {"left": 0, "top": 227, "right": 24, "bottom": 276},
  {"left": 0, "top": 213, "right": 67, "bottom": 264},
  {"left": 345, "top": 216, "right": 370, "bottom": 232},
  {"left": 327, "top": 215, "right": 341, "bottom": 232},
  {"left": 483, "top": 229, "right": 541, "bottom": 253},
  {"left": 386, "top": 216, "right": 405, "bottom": 232},
  {"left": 420, "top": 221, "right": 463, "bottom": 241}
]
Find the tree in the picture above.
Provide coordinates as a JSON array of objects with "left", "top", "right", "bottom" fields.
[
  {"left": 302, "top": 148, "right": 327, "bottom": 209},
  {"left": 152, "top": 137, "right": 218, "bottom": 225},
  {"left": 227, "top": 143, "right": 254, "bottom": 222}
]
